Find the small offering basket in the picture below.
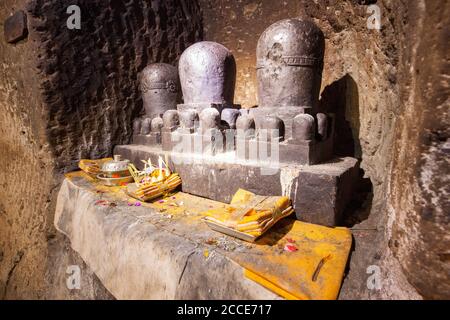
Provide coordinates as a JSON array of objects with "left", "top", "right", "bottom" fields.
[{"left": 126, "top": 157, "right": 182, "bottom": 202}]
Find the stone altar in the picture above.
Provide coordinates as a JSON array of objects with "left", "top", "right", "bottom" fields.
[
  {"left": 117, "top": 19, "right": 359, "bottom": 227},
  {"left": 54, "top": 172, "right": 352, "bottom": 299}
]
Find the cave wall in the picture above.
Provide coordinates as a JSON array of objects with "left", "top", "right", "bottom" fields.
[
  {"left": 0, "top": 0, "right": 202, "bottom": 299},
  {"left": 387, "top": 0, "right": 449, "bottom": 299},
  {"left": 32, "top": 0, "right": 202, "bottom": 172},
  {"left": 0, "top": 0, "right": 54, "bottom": 299}
]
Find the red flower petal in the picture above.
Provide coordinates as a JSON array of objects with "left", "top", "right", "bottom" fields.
[{"left": 284, "top": 244, "right": 298, "bottom": 252}]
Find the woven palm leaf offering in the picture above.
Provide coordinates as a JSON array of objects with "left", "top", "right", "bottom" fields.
[
  {"left": 126, "top": 156, "right": 182, "bottom": 202},
  {"left": 202, "top": 189, "right": 294, "bottom": 242},
  {"left": 78, "top": 158, "right": 113, "bottom": 178}
]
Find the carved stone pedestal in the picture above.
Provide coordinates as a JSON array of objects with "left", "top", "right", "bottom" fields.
[
  {"left": 132, "top": 133, "right": 161, "bottom": 145},
  {"left": 115, "top": 144, "right": 359, "bottom": 226}
]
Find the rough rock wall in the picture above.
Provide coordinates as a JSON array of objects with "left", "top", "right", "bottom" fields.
[
  {"left": 387, "top": 0, "right": 449, "bottom": 299},
  {"left": 200, "top": 0, "right": 448, "bottom": 299},
  {"left": 0, "top": 0, "right": 202, "bottom": 299},
  {"left": 30, "top": 0, "right": 202, "bottom": 171},
  {"left": 0, "top": 0, "right": 54, "bottom": 299}
]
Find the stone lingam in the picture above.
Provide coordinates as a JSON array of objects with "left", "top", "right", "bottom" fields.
[
  {"left": 117, "top": 22, "right": 359, "bottom": 227},
  {"left": 246, "top": 18, "right": 333, "bottom": 165},
  {"left": 178, "top": 41, "right": 238, "bottom": 113},
  {"left": 132, "top": 63, "right": 180, "bottom": 145},
  {"left": 163, "top": 41, "right": 240, "bottom": 156}
]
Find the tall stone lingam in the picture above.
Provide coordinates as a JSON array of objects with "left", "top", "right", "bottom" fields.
[
  {"left": 257, "top": 18, "right": 324, "bottom": 112},
  {"left": 160, "top": 41, "right": 241, "bottom": 155},
  {"left": 238, "top": 18, "right": 334, "bottom": 165},
  {"left": 251, "top": 18, "right": 325, "bottom": 138}
]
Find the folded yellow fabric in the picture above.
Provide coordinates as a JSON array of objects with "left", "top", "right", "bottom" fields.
[{"left": 203, "top": 189, "right": 293, "bottom": 238}]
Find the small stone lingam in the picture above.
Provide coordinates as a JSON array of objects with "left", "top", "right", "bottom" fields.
[
  {"left": 162, "top": 41, "right": 240, "bottom": 155},
  {"left": 237, "top": 18, "right": 334, "bottom": 165},
  {"left": 133, "top": 63, "right": 180, "bottom": 146}
]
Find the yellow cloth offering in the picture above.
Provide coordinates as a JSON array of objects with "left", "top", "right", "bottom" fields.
[{"left": 203, "top": 189, "right": 294, "bottom": 240}]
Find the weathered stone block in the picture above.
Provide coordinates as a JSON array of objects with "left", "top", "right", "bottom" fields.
[
  {"left": 279, "top": 136, "right": 334, "bottom": 165},
  {"left": 54, "top": 177, "right": 279, "bottom": 299},
  {"left": 132, "top": 133, "right": 161, "bottom": 145},
  {"left": 4, "top": 11, "right": 28, "bottom": 44},
  {"left": 235, "top": 135, "right": 334, "bottom": 165},
  {"left": 161, "top": 127, "right": 177, "bottom": 151}
]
